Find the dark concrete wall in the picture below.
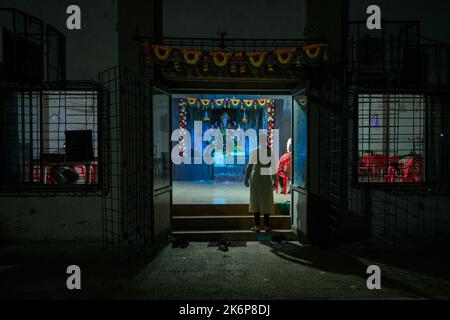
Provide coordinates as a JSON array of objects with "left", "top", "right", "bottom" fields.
[
  {"left": 163, "top": 0, "right": 306, "bottom": 38},
  {"left": 0, "top": 0, "right": 119, "bottom": 81},
  {"left": 349, "top": 0, "right": 450, "bottom": 43},
  {"left": 305, "top": 0, "right": 346, "bottom": 52},
  {"left": 118, "top": 0, "right": 154, "bottom": 75}
]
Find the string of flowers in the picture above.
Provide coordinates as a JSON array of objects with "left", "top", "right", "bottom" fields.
[
  {"left": 178, "top": 98, "right": 188, "bottom": 157},
  {"left": 178, "top": 98, "right": 277, "bottom": 151},
  {"left": 144, "top": 44, "right": 328, "bottom": 71},
  {"left": 267, "top": 100, "right": 276, "bottom": 148}
]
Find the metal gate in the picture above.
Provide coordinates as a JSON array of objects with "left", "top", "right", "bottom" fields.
[{"left": 100, "top": 66, "right": 152, "bottom": 256}]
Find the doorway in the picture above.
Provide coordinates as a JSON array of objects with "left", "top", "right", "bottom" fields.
[{"left": 150, "top": 88, "right": 310, "bottom": 241}]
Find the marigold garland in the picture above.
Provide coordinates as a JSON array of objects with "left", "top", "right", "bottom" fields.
[
  {"left": 210, "top": 51, "right": 231, "bottom": 67},
  {"left": 304, "top": 44, "right": 322, "bottom": 59},
  {"left": 182, "top": 49, "right": 202, "bottom": 65},
  {"left": 275, "top": 48, "right": 295, "bottom": 65},
  {"left": 248, "top": 51, "right": 267, "bottom": 68},
  {"left": 152, "top": 45, "right": 171, "bottom": 61}
]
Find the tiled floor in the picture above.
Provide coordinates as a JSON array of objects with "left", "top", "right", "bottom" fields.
[
  {"left": 1, "top": 240, "right": 449, "bottom": 300},
  {"left": 173, "top": 181, "right": 290, "bottom": 205}
]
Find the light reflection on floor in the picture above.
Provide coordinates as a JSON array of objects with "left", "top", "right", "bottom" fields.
[{"left": 173, "top": 181, "right": 290, "bottom": 205}]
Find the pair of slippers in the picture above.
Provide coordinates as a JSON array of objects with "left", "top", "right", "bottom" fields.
[{"left": 172, "top": 239, "right": 189, "bottom": 249}]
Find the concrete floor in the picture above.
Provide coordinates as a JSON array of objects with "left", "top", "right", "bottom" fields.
[
  {"left": 1, "top": 240, "right": 449, "bottom": 300},
  {"left": 173, "top": 181, "right": 290, "bottom": 205}
]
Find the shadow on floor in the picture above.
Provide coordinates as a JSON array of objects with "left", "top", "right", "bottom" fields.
[{"left": 260, "top": 241, "right": 440, "bottom": 299}]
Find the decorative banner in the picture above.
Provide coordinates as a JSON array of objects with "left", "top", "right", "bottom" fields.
[
  {"left": 143, "top": 43, "right": 329, "bottom": 77},
  {"left": 304, "top": 44, "right": 327, "bottom": 60},
  {"left": 178, "top": 98, "right": 277, "bottom": 152},
  {"left": 180, "top": 98, "right": 276, "bottom": 110},
  {"left": 243, "top": 99, "right": 255, "bottom": 109},
  {"left": 214, "top": 99, "right": 225, "bottom": 109},
  {"left": 153, "top": 45, "right": 171, "bottom": 62},
  {"left": 182, "top": 49, "right": 202, "bottom": 65},
  {"left": 210, "top": 51, "right": 232, "bottom": 67},
  {"left": 248, "top": 51, "right": 267, "bottom": 68},
  {"left": 274, "top": 48, "right": 295, "bottom": 65}
]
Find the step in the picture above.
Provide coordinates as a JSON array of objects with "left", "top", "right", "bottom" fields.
[
  {"left": 172, "top": 230, "right": 298, "bottom": 242},
  {"left": 173, "top": 204, "right": 289, "bottom": 216},
  {"left": 172, "top": 215, "right": 291, "bottom": 231}
]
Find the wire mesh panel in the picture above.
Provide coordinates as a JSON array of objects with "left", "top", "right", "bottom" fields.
[
  {"left": 355, "top": 92, "right": 448, "bottom": 186},
  {"left": 348, "top": 91, "right": 450, "bottom": 253},
  {"left": 100, "top": 66, "right": 152, "bottom": 256},
  {"left": 348, "top": 21, "right": 420, "bottom": 87},
  {"left": 0, "top": 8, "right": 66, "bottom": 82},
  {"left": 0, "top": 83, "right": 101, "bottom": 193}
]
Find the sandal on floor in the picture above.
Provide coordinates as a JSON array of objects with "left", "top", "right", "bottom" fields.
[{"left": 250, "top": 226, "right": 260, "bottom": 233}]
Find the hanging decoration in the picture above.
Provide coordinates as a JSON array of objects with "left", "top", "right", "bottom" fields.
[
  {"left": 247, "top": 51, "right": 267, "bottom": 69},
  {"left": 243, "top": 99, "right": 255, "bottom": 109},
  {"left": 203, "top": 110, "right": 210, "bottom": 122},
  {"left": 299, "top": 96, "right": 307, "bottom": 106},
  {"left": 241, "top": 111, "right": 248, "bottom": 123},
  {"left": 144, "top": 43, "right": 329, "bottom": 78},
  {"left": 202, "top": 55, "right": 209, "bottom": 74},
  {"left": 182, "top": 49, "right": 202, "bottom": 65},
  {"left": 274, "top": 48, "right": 295, "bottom": 65},
  {"left": 267, "top": 100, "right": 276, "bottom": 148},
  {"left": 152, "top": 45, "right": 171, "bottom": 62},
  {"left": 211, "top": 51, "right": 231, "bottom": 68},
  {"left": 178, "top": 98, "right": 188, "bottom": 157},
  {"left": 304, "top": 44, "right": 324, "bottom": 59},
  {"left": 177, "top": 98, "right": 277, "bottom": 152},
  {"left": 230, "top": 98, "right": 242, "bottom": 109}
]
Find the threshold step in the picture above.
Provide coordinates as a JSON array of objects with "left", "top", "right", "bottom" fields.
[
  {"left": 172, "top": 215, "right": 291, "bottom": 231},
  {"left": 172, "top": 230, "right": 297, "bottom": 241},
  {"left": 173, "top": 204, "right": 289, "bottom": 216}
]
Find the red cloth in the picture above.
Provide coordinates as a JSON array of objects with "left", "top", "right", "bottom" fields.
[{"left": 276, "top": 152, "right": 292, "bottom": 194}]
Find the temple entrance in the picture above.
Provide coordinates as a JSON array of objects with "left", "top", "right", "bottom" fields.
[{"left": 163, "top": 92, "right": 308, "bottom": 240}]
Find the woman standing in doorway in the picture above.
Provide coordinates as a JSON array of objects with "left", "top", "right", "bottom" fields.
[{"left": 244, "top": 134, "right": 275, "bottom": 232}]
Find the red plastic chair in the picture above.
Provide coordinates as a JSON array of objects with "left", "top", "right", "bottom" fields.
[
  {"left": 373, "top": 154, "right": 388, "bottom": 176},
  {"left": 358, "top": 154, "right": 376, "bottom": 176},
  {"left": 33, "top": 165, "right": 40, "bottom": 183},
  {"left": 72, "top": 165, "right": 87, "bottom": 184},
  {"left": 276, "top": 153, "right": 292, "bottom": 194},
  {"left": 386, "top": 154, "right": 401, "bottom": 183},
  {"left": 44, "top": 165, "right": 57, "bottom": 185},
  {"left": 89, "top": 166, "right": 96, "bottom": 184}
]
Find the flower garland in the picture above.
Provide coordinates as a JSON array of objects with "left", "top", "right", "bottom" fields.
[
  {"left": 267, "top": 100, "right": 276, "bottom": 148},
  {"left": 274, "top": 48, "right": 296, "bottom": 65},
  {"left": 178, "top": 98, "right": 276, "bottom": 150},
  {"left": 210, "top": 51, "right": 232, "bottom": 67},
  {"left": 182, "top": 49, "right": 202, "bottom": 65},
  {"left": 147, "top": 44, "right": 328, "bottom": 73},
  {"left": 304, "top": 44, "right": 323, "bottom": 59},
  {"left": 152, "top": 45, "right": 171, "bottom": 61},
  {"left": 178, "top": 98, "right": 188, "bottom": 157},
  {"left": 247, "top": 51, "right": 267, "bottom": 68}
]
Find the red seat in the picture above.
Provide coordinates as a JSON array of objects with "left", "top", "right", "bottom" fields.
[
  {"left": 358, "top": 154, "right": 376, "bottom": 176},
  {"left": 276, "top": 153, "right": 292, "bottom": 194},
  {"left": 72, "top": 165, "right": 87, "bottom": 184},
  {"left": 44, "top": 165, "right": 57, "bottom": 185}
]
